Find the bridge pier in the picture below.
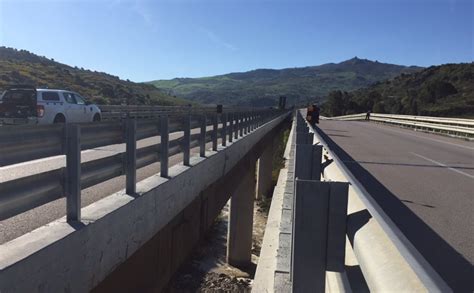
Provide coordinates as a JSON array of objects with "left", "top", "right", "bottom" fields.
[
  {"left": 256, "top": 141, "right": 273, "bottom": 200},
  {"left": 227, "top": 161, "right": 256, "bottom": 268}
]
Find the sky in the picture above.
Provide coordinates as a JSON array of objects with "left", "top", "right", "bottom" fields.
[{"left": 0, "top": 0, "right": 472, "bottom": 82}]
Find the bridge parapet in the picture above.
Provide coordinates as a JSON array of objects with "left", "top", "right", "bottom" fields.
[
  {"left": 0, "top": 108, "right": 283, "bottom": 220},
  {"left": 0, "top": 109, "right": 290, "bottom": 292}
]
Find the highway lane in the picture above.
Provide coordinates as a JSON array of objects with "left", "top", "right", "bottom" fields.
[
  {"left": 316, "top": 120, "right": 473, "bottom": 292},
  {"left": 0, "top": 125, "right": 222, "bottom": 244}
]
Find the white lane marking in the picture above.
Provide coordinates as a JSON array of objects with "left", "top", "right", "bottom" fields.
[
  {"left": 411, "top": 152, "right": 474, "bottom": 179},
  {"left": 365, "top": 123, "right": 474, "bottom": 151}
]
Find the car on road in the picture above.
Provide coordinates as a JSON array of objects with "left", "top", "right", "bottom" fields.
[{"left": 0, "top": 86, "right": 101, "bottom": 125}]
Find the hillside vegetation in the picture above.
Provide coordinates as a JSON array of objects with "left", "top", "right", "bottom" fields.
[
  {"left": 322, "top": 63, "right": 474, "bottom": 118},
  {"left": 0, "top": 47, "right": 189, "bottom": 105},
  {"left": 149, "top": 57, "right": 422, "bottom": 106}
]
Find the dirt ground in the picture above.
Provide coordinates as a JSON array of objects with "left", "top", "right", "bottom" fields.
[{"left": 163, "top": 199, "right": 269, "bottom": 293}]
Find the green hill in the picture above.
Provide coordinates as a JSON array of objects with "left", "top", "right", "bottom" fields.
[
  {"left": 322, "top": 63, "right": 474, "bottom": 118},
  {"left": 0, "top": 47, "right": 189, "bottom": 105},
  {"left": 148, "top": 57, "right": 422, "bottom": 106}
]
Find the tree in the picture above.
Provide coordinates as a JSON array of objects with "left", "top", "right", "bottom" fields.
[
  {"left": 373, "top": 101, "right": 385, "bottom": 113},
  {"left": 326, "top": 90, "right": 345, "bottom": 116}
]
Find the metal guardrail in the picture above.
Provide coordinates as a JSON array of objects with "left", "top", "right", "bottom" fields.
[
  {"left": 290, "top": 115, "right": 349, "bottom": 292},
  {"left": 296, "top": 110, "right": 452, "bottom": 292},
  {"left": 0, "top": 109, "right": 287, "bottom": 221},
  {"left": 325, "top": 112, "right": 474, "bottom": 138},
  {"left": 98, "top": 105, "right": 258, "bottom": 120}
]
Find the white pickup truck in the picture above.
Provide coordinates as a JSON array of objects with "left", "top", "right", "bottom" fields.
[{"left": 0, "top": 86, "right": 101, "bottom": 125}]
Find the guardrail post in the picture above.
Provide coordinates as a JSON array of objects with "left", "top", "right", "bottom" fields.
[
  {"left": 296, "top": 119, "right": 309, "bottom": 133},
  {"left": 200, "top": 115, "right": 206, "bottom": 157},
  {"left": 326, "top": 182, "right": 349, "bottom": 272},
  {"left": 183, "top": 115, "right": 191, "bottom": 166},
  {"left": 247, "top": 113, "right": 251, "bottom": 132},
  {"left": 160, "top": 115, "right": 169, "bottom": 178},
  {"left": 235, "top": 113, "right": 239, "bottom": 139},
  {"left": 222, "top": 113, "right": 227, "bottom": 147},
  {"left": 239, "top": 113, "right": 244, "bottom": 137},
  {"left": 296, "top": 132, "right": 314, "bottom": 145},
  {"left": 66, "top": 124, "right": 81, "bottom": 222},
  {"left": 125, "top": 119, "right": 137, "bottom": 195},
  {"left": 250, "top": 114, "right": 253, "bottom": 131},
  {"left": 292, "top": 179, "right": 329, "bottom": 293},
  {"left": 212, "top": 114, "right": 218, "bottom": 151},
  {"left": 291, "top": 178, "right": 349, "bottom": 291},
  {"left": 249, "top": 114, "right": 253, "bottom": 131},
  {"left": 247, "top": 114, "right": 251, "bottom": 133},
  {"left": 294, "top": 144, "right": 322, "bottom": 181},
  {"left": 229, "top": 113, "right": 234, "bottom": 143}
]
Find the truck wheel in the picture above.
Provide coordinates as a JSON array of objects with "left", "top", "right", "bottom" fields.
[
  {"left": 93, "top": 114, "right": 101, "bottom": 122},
  {"left": 53, "top": 114, "right": 66, "bottom": 124}
]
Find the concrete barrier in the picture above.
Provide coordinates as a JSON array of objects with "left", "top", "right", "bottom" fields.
[{"left": 253, "top": 116, "right": 296, "bottom": 292}]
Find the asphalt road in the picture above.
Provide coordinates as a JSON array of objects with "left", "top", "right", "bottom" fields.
[
  {"left": 316, "top": 120, "right": 473, "bottom": 292},
  {"left": 0, "top": 125, "right": 221, "bottom": 244}
]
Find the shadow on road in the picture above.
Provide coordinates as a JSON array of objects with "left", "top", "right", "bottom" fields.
[
  {"left": 314, "top": 126, "right": 473, "bottom": 292},
  {"left": 400, "top": 199, "right": 435, "bottom": 209}
]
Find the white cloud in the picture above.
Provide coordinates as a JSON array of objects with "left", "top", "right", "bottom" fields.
[
  {"left": 199, "top": 27, "right": 237, "bottom": 51},
  {"left": 132, "top": 0, "right": 153, "bottom": 26}
]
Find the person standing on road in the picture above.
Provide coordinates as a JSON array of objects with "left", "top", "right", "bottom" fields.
[
  {"left": 308, "top": 104, "right": 319, "bottom": 127},
  {"left": 365, "top": 109, "right": 371, "bottom": 121},
  {"left": 306, "top": 104, "right": 314, "bottom": 124},
  {"left": 312, "top": 104, "right": 320, "bottom": 124}
]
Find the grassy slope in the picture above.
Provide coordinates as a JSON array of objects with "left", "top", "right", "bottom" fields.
[
  {"left": 149, "top": 57, "right": 422, "bottom": 106},
  {"left": 0, "top": 47, "right": 190, "bottom": 105}
]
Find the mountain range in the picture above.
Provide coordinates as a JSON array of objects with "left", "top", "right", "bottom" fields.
[
  {"left": 149, "top": 58, "right": 423, "bottom": 106},
  {"left": 3, "top": 47, "right": 469, "bottom": 118}
]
